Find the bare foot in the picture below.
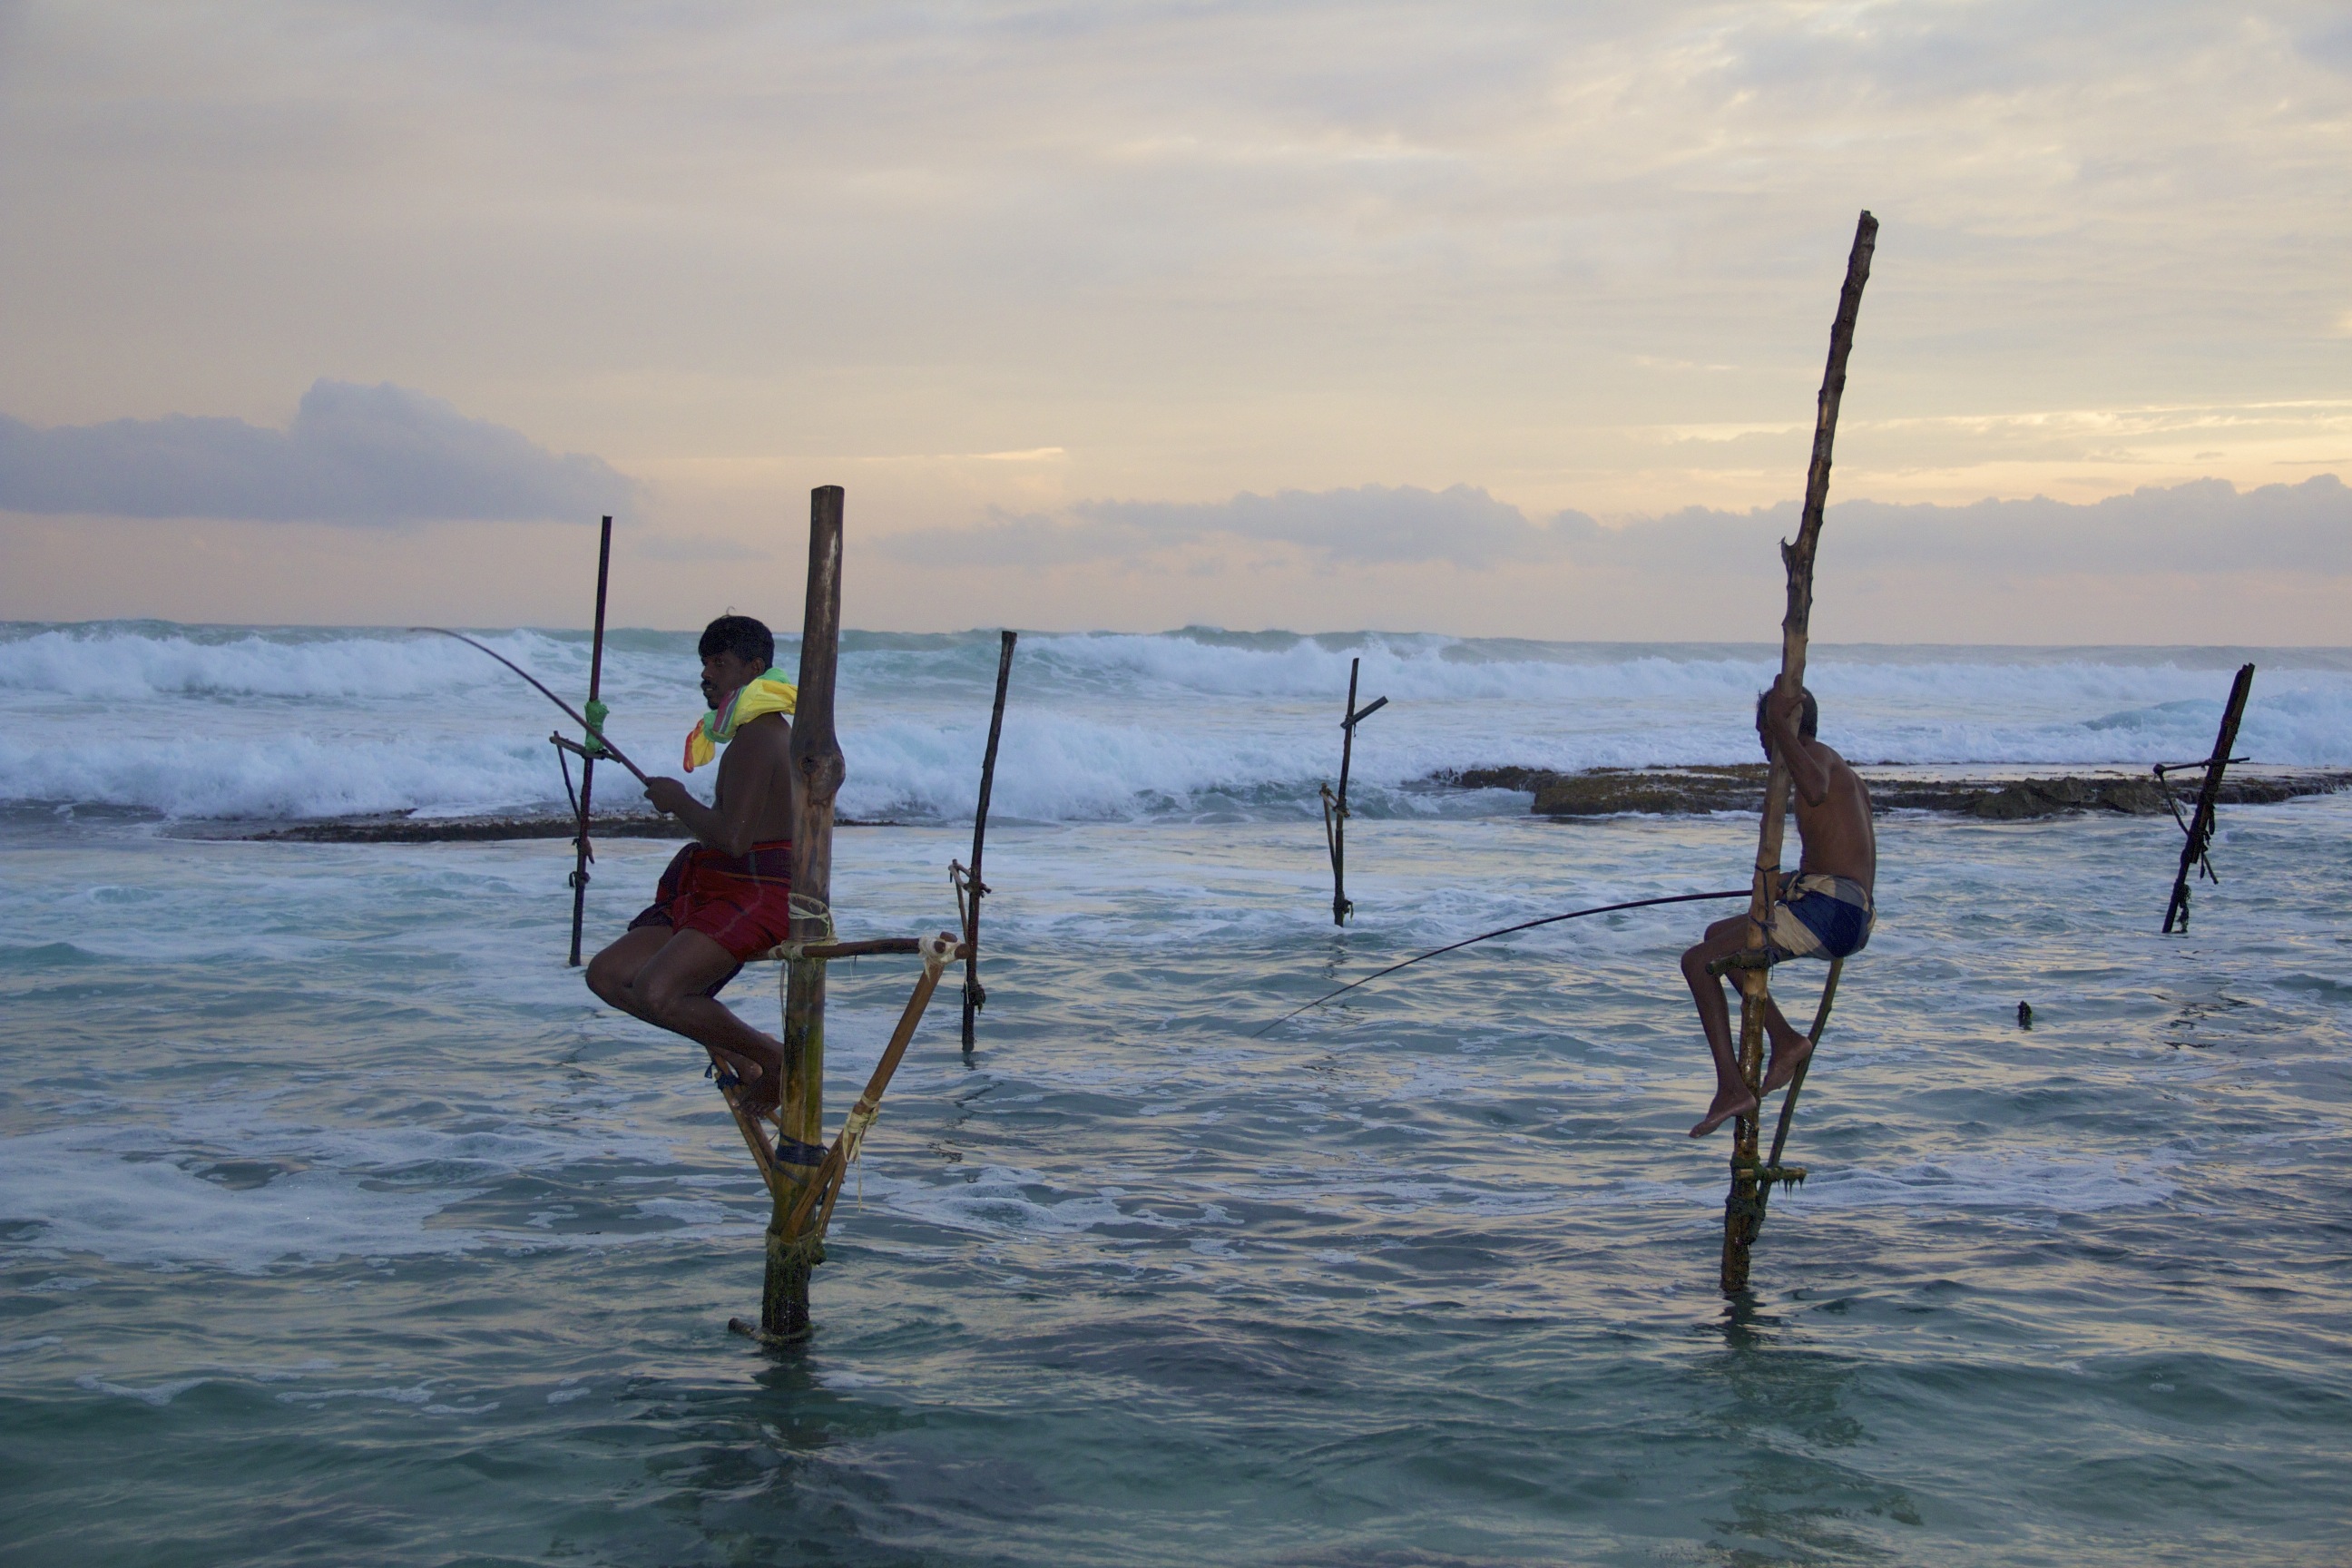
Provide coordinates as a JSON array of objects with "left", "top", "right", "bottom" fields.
[
  {"left": 711, "top": 1047, "right": 783, "bottom": 1118},
  {"left": 1760, "top": 1032, "right": 1814, "bottom": 1094},
  {"left": 1690, "top": 1085, "right": 1758, "bottom": 1138}
]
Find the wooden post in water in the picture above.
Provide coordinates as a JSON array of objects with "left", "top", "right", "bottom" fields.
[
  {"left": 2161, "top": 662, "right": 2255, "bottom": 935},
  {"left": 1721, "top": 211, "right": 1877, "bottom": 1297},
  {"left": 1320, "top": 658, "right": 1387, "bottom": 926},
  {"left": 762, "top": 485, "right": 847, "bottom": 1340},
  {"left": 961, "top": 631, "right": 1017, "bottom": 1050},
  {"left": 566, "top": 515, "right": 614, "bottom": 967}
]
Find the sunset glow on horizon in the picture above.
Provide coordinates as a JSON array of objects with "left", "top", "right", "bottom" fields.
[{"left": 4, "top": 2, "right": 2348, "bottom": 642}]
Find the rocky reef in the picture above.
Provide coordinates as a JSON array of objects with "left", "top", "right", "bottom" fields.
[{"left": 1433, "top": 764, "right": 2351, "bottom": 821}]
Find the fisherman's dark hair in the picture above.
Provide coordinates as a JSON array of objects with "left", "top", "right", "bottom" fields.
[
  {"left": 1756, "top": 686, "right": 1818, "bottom": 740},
  {"left": 700, "top": 614, "right": 774, "bottom": 671}
]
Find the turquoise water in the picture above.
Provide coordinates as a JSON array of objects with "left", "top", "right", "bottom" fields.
[{"left": 5, "top": 789, "right": 2350, "bottom": 1564}]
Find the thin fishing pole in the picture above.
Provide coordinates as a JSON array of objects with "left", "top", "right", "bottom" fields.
[
  {"left": 1254, "top": 887, "right": 1750, "bottom": 1037},
  {"left": 413, "top": 627, "right": 652, "bottom": 786}
]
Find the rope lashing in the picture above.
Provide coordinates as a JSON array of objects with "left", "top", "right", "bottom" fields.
[
  {"left": 551, "top": 740, "right": 598, "bottom": 887},
  {"left": 764, "top": 894, "right": 839, "bottom": 964},
  {"left": 948, "top": 860, "right": 988, "bottom": 935},
  {"left": 1252, "top": 887, "right": 1751, "bottom": 1037},
  {"left": 839, "top": 1102, "right": 879, "bottom": 1209},
  {"left": 1318, "top": 783, "right": 1348, "bottom": 884},
  {"left": 769, "top": 1230, "right": 826, "bottom": 1279},
  {"left": 1723, "top": 1181, "right": 1769, "bottom": 1229}
]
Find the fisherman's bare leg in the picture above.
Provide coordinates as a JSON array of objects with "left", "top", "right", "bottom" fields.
[
  {"left": 586, "top": 926, "right": 671, "bottom": 1023},
  {"left": 1681, "top": 915, "right": 1759, "bottom": 1137},
  {"left": 587, "top": 926, "right": 784, "bottom": 1112},
  {"left": 1759, "top": 993, "right": 1814, "bottom": 1094}
]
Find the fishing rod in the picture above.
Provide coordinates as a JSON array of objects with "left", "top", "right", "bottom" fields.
[
  {"left": 413, "top": 627, "right": 653, "bottom": 787},
  {"left": 1253, "top": 887, "right": 1751, "bottom": 1037}
]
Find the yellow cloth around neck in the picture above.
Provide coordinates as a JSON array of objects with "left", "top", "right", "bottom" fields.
[{"left": 682, "top": 668, "right": 797, "bottom": 771}]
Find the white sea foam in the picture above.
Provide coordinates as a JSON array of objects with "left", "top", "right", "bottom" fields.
[
  {"left": 75, "top": 1374, "right": 213, "bottom": 1407},
  {"left": 1792, "top": 1150, "right": 2180, "bottom": 1213},
  {"left": 0, "top": 1102, "right": 735, "bottom": 1273},
  {"left": 4, "top": 622, "right": 2346, "bottom": 824}
]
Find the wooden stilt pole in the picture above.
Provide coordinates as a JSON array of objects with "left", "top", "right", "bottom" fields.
[
  {"left": 762, "top": 485, "right": 846, "bottom": 1341},
  {"left": 961, "top": 631, "right": 1017, "bottom": 1050},
  {"left": 2161, "top": 662, "right": 2255, "bottom": 934},
  {"left": 566, "top": 516, "right": 613, "bottom": 967},
  {"left": 1320, "top": 658, "right": 1387, "bottom": 926},
  {"left": 1722, "top": 211, "right": 1877, "bottom": 1298}
]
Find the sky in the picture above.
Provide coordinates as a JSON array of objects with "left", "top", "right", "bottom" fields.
[{"left": 2, "top": 0, "right": 2348, "bottom": 642}]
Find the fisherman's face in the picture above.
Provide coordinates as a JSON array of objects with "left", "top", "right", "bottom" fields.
[{"left": 700, "top": 651, "right": 765, "bottom": 707}]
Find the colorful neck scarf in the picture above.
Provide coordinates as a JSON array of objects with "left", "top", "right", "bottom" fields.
[{"left": 682, "top": 667, "right": 797, "bottom": 771}]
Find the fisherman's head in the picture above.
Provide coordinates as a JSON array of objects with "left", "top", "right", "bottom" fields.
[
  {"left": 699, "top": 614, "right": 774, "bottom": 706},
  {"left": 1756, "top": 685, "right": 1818, "bottom": 753}
]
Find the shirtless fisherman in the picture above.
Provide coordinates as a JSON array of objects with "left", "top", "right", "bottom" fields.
[
  {"left": 1680, "top": 685, "right": 1876, "bottom": 1138},
  {"left": 586, "top": 614, "right": 801, "bottom": 1117}
]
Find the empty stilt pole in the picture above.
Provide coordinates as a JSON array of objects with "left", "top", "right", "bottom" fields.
[
  {"left": 961, "top": 631, "right": 1017, "bottom": 1050},
  {"left": 566, "top": 515, "right": 613, "bottom": 966},
  {"left": 1320, "top": 657, "right": 1387, "bottom": 926},
  {"left": 2161, "top": 662, "right": 2255, "bottom": 935}
]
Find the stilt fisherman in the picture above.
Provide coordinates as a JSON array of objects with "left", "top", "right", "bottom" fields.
[
  {"left": 586, "top": 615, "right": 801, "bottom": 1117},
  {"left": 1680, "top": 686, "right": 1877, "bottom": 1137}
]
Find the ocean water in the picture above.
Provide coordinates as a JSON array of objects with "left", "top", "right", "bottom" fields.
[{"left": 3, "top": 623, "right": 2349, "bottom": 1566}]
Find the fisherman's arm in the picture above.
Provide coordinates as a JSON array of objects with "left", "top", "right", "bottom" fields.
[
  {"left": 1767, "top": 693, "right": 1832, "bottom": 806},
  {"left": 644, "top": 747, "right": 767, "bottom": 855}
]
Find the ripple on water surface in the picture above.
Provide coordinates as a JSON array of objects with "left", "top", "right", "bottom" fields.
[{"left": 2, "top": 803, "right": 2349, "bottom": 1565}]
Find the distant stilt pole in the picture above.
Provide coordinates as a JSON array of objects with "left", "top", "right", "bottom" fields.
[
  {"left": 762, "top": 486, "right": 847, "bottom": 1342},
  {"left": 1722, "top": 211, "right": 1876, "bottom": 1298},
  {"left": 1321, "top": 657, "right": 1388, "bottom": 926},
  {"left": 2161, "top": 662, "right": 2255, "bottom": 935},
  {"left": 566, "top": 515, "right": 613, "bottom": 967},
  {"left": 962, "top": 631, "right": 1017, "bottom": 1051}
]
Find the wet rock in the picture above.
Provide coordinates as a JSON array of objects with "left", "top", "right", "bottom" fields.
[{"left": 1418, "top": 764, "right": 2351, "bottom": 822}]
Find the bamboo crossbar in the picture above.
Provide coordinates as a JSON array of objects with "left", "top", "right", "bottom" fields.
[{"left": 758, "top": 936, "right": 925, "bottom": 961}]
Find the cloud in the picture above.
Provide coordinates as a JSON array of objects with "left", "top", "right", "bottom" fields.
[
  {"left": 887, "top": 483, "right": 1586, "bottom": 569},
  {"left": 0, "top": 380, "right": 632, "bottom": 525},
  {"left": 878, "top": 475, "right": 2352, "bottom": 580},
  {"left": 1602, "top": 475, "right": 2352, "bottom": 578}
]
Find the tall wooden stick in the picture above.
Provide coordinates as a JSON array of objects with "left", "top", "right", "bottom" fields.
[
  {"left": 762, "top": 485, "right": 846, "bottom": 1340},
  {"left": 962, "top": 631, "right": 1017, "bottom": 1049},
  {"left": 1331, "top": 659, "right": 1357, "bottom": 926},
  {"left": 1322, "top": 658, "right": 1387, "bottom": 926},
  {"left": 566, "top": 516, "right": 613, "bottom": 967},
  {"left": 2162, "top": 662, "right": 2254, "bottom": 934},
  {"left": 1721, "top": 210, "right": 1877, "bottom": 1297}
]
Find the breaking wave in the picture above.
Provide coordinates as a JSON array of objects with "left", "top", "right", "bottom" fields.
[{"left": 4, "top": 622, "right": 2347, "bottom": 824}]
